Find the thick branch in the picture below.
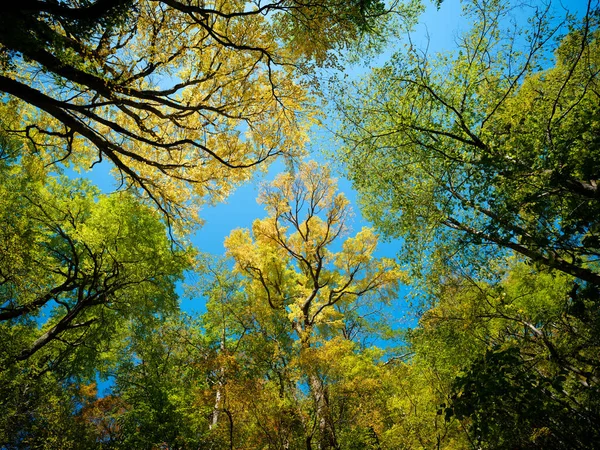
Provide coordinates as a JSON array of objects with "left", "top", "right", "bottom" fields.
[{"left": 443, "top": 217, "right": 600, "bottom": 285}]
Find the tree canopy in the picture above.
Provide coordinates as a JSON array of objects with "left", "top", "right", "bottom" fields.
[
  {"left": 335, "top": 0, "right": 600, "bottom": 286},
  {"left": 0, "top": 0, "right": 418, "bottom": 222},
  {"left": 2, "top": 0, "right": 600, "bottom": 448}
]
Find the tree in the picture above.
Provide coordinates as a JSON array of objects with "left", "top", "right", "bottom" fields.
[
  {"left": 0, "top": 0, "right": 417, "bottom": 222},
  {"left": 406, "top": 258, "right": 600, "bottom": 448},
  {"left": 191, "top": 255, "right": 297, "bottom": 449},
  {"left": 101, "top": 316, "right": 216, "bottom": 449},
  {"left": 334, "top": 0, "right": 600, "bottom": 285},
  {"left": 0, "top": 99, "right": 197, "bottom": 447},
  {"left": 225, "top": 161, "right": 403, "bottom": 449},
  {"left": 0, "top": 373, "right": 101, "bottom": 449},
  {"left": 0, "top": 144, "right": 191, "bottom": 379}
]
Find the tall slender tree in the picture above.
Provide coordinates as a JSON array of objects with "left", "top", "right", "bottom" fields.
[{"left": 225, "top": 161, "right": 402, "bottom": 449}]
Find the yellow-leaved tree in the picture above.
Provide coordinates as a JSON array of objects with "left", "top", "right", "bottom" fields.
[
  {"left": 225, "top": 161, "right": 403, "bottom": 449},
  {"left": 0, "top": 0, "right": 420, "bottom": 225}
]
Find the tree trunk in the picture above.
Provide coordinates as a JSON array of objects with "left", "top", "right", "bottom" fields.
[
  {"left": 295, "top": 320, "right": 339, "bottom": 450},
  {"left": 210, "top": 331, "right": 227, "bottom": 430},
  {"left": 308, "top": 373, "right": 339, "bottom": 450}
]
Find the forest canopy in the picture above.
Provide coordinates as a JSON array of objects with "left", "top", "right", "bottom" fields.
[{"left": 1, "top": 0, "right": 599, "bottom": 449}]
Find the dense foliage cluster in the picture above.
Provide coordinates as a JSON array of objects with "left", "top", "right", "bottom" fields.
[{"left": 1, "top": 0, "right": 599, "bottom": 448}]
